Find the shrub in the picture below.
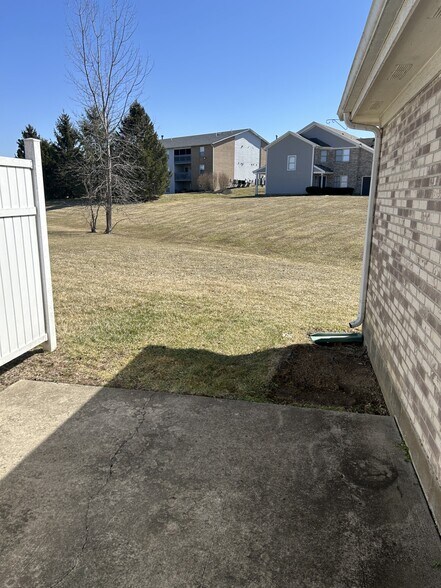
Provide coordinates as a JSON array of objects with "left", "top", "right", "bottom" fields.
[
  {"left": 306, "top": 186, "right": 354, "bottom": 195},
  {"left": 217, "top": 172, "right": 230, "bottom": 192},
  {"left": 305, "top": 186, "right": 323, "bottom": 195},
  {"left": 197, "top": 172, "right": 214, "bottom": 192}
]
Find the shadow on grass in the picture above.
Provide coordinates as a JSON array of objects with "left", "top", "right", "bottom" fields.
[
  {"left": 106, "top": 344, "right": 281, "bottom": 403},
  {"left": 45, "top": 199, "right": 86, "bottom": 211},
  {"left": 104, "top": 343, "right": 386, "bottom": 414},
  {"left": 0, "top": 342, "right": 386, "bottom": 414}
]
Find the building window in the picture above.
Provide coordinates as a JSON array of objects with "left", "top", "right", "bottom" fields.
[
  {"left": 287, "top": 155, "right": 297, "bottom": 171},
  {"left": 320, "top": 150, "right": 327, "bottom": 163},
  {"left": 199, "top": 146, "right": 205, "bottom": 156},
  {"left": 199, "top": 164, "right": 205, "bottom": 174},
  {"left": 336, "top": 175, "right": 348, "bottom": 188},
  {"left": 335, "top": 148, "right": 350, "bottom": 162}
]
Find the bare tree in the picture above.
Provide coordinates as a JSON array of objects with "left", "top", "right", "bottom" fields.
[{"left": 69, "top": 0, "right": 147, "bottom": 233}]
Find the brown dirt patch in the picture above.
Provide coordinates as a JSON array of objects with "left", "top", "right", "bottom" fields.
[{"left": 269, "top": 344, "right": 388, "bottom": 415}]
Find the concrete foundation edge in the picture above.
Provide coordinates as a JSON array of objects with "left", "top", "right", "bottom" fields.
[{"left": 364, "top": 324, "right": 441, "bottom": 533}]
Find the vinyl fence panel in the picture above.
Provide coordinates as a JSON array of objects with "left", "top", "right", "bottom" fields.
[{"left": 0, "top": 139, "right": 56, "bottom": 367}]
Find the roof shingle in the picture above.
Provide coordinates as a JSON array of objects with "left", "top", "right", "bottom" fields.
[{"left": 160, "top": 129, "right": 247, "bottom": 149}]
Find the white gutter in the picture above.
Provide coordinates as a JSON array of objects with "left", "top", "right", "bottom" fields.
[
  {"left": 338, "top": 0, "right": 389, "bottom": 119},
  {"left": 343, "top": 113, "right": 382, "bottom": 328}
]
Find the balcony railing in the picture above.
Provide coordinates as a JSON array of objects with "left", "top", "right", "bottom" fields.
[
  {"left": 174, "top": 155, "right": 191, "bottom": 163},
  {"left": 175, "top": 172, "right": 191, "bottom": 181}
]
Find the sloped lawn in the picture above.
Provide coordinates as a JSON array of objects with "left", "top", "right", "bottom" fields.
[{"left": 0, "top": 190, "right": 385, "bottom": 412}]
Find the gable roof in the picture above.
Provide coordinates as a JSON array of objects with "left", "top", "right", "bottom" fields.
[
  {"left": 359, "top": 137, "right": 375, "bottom": 148},
  {"left": 161, "top": 129, "right": 268, "bottom": 149},
  {"left": 212, "top": 129, "right": 269, "bottom": 146},
  {"left": 314, "top": 164, "right": 333, "bottom": 174},
  {"left": 298, "top": 121, "right": 374, "bottom": 152},
  {"left": 265, "top": 131, "right": 317, "bottom": 151}
]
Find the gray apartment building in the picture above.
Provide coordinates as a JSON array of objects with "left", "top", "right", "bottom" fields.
[
  {"left": 161, "top": 129, "right": 268, "bottom": 193},
  {"left": 264, "top": 122, "right": 374, "bottom": 196}
]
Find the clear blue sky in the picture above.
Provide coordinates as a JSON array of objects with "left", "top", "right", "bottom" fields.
[{"left": 0, "top": 0, "right": 373, "bottom": 156}]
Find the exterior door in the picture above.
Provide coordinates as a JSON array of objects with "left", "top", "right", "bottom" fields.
[{"left": 361, "top": 176, "right": 371, "bottom": 195}]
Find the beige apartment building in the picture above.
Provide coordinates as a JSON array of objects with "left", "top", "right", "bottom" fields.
[{"left": 161, "top": 129, "right": 268, "bottom": 193}]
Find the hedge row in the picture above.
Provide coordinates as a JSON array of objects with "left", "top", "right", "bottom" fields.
[{"left": 306, "top": 186, "right": 354, "bottom": 195}]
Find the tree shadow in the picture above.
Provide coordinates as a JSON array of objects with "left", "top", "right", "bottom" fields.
[
  {"left": 231, "top": 194, "right": 311, "bottom": 199},
  {"left": 45, "top": 198, "right": 86, "bottom": 211}
]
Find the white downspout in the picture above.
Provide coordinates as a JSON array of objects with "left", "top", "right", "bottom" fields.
[{"left": 343, "top": 113, "right": 382, "bottom": 328}]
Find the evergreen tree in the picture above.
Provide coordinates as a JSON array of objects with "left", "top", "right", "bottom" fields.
[
  {"left": 16, "top": 125, "right": 57, "bottom": 199},
  {"left": 53, "top": 113, "right": 84, "bottom": 199},
  {"left": 16, "top": 124, "right": 40, "bottom": 158},
  {"left": 118, "top": 101, "right": 169, "bottom": 200}
]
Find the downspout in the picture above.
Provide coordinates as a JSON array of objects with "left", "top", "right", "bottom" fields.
[{"left": 343, "top": 112, "right": 382, "bottom": 328}]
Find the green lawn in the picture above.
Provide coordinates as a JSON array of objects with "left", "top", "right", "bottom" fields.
[{"left": 0, "top": 190, "right": 367, "bottom": 401}]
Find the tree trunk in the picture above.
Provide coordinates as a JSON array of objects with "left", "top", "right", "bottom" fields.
[{"left": 105, "top": 137, "right": 113, "bottom": 234}]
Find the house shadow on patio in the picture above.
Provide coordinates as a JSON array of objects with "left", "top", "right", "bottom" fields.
[{"left": 0, "top": 344, "right": 439, "bottom": 587}]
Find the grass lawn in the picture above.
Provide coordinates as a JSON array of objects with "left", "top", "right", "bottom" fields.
[{"left": 0, "top": 189, "right": 368, "bottom": 403}]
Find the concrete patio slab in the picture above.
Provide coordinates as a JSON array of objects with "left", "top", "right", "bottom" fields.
[{"left": 0, "top": 380, "right": 440, "bottom": 587}]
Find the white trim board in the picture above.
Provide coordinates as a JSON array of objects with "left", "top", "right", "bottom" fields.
[
  {"left": 266, "top": 131, "right": 317, "bottom": 151},
  {"left": 0, "top": 157, "right": 33, "bottom": 169},
  {"left": 0, "top": 207, "right": 37, "bottom": 218}
]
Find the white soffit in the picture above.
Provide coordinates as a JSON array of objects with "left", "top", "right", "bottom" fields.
[{"left": 340, "top": 0, "right": 441, "bottom": 125}]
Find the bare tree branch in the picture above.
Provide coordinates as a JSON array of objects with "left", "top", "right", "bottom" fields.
[{"left": 68, "top": 0, "right": 149, "bottom": 233}]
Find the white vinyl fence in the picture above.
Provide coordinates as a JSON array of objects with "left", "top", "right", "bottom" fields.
[{"left": 0, "top": 139, "right": 56, "bottom": 367}]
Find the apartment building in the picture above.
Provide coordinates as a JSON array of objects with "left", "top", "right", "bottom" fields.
[
  {"left": 264, "top": 122, "right": 374, "bottom": 196},
  {"left": 161, "top": 129, "right": 268, "bottom": 193}
]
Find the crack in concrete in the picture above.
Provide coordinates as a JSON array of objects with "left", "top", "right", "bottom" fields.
[{"left": 48, "top": 393, "right": 155, "bottom": 588}]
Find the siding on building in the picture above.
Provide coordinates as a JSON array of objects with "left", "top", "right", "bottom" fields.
[
  {"left": 364, "top": 72, "right": 441, "bottom": 518},
  {"left": 266, "top": 134, "right": 314, "bottom": 195},
  {"left": 234, "top": 131, "right": 262, "bottom": 181},
  {"left": 166, "top": 149, "right": 175, "bottom": 194}
]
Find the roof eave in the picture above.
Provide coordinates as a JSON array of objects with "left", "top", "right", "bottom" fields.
[
  {"left": 339, "top": 0, "right": 441, "bottom": 126},
  {"left": 266, "top": 131, "right": 317, "bottom": 150},
  {"left": 337, "top": 0, "right": 391, "bottom": 120},
  {"left": 212, "top": 129, "right": 269, "bottom": 146}
]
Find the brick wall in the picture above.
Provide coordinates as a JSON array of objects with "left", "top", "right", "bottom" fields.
[
  {"left": 314, "top": 147, "right": 373, "bottom": 194},
  {"left": 212, "top": 139, "right": 235, "bottom": 183},
  {"left": 191, "top": 145, "right": 213, "bottom": 190},
  {"left": 364, "top": 72, "right": 441, "bottom": 525}
]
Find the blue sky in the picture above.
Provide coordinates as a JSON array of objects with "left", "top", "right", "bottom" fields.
[{"left": 0, "top": 0, "right": 372, "bottom": 156}]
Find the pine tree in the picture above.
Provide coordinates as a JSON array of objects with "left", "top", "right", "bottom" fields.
[
  {"left": 53, "top": 113, "right": 84, "bottom": 199},
  {"left": 16, "top": 125, "right": 57, "bottom": 199},
  {"left": 118, "top": 101, "right": 169, "bottom": 200},
  {"left": 16, "top": 124, "right": 40, "bottom": 158}
]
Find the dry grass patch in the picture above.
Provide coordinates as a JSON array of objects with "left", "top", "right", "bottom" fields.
[{"left": 1, "top": 190, "right": 369, "bottom": 404}]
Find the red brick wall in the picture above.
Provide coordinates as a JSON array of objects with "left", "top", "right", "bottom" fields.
[{"left": 364, "top": 73, "right": 441, "bottom": 523}]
